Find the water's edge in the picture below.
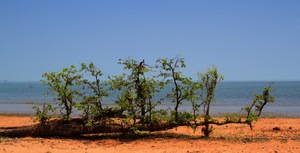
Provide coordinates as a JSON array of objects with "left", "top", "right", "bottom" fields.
[{"left": 1, "top": 81, "right": 300, "bottom": 117}]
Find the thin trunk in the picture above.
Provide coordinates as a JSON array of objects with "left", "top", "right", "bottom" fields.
[
  {"left": 204, "top": 99, "right": 211, "bottom": 137},
  {"left": 193, "top": 105, "right": 197, "bottom": 125},
  {"left": 148, "top": 98, "right": 152, "bottom": 123},
  {"left": 137, "top": 60, "right": 146, "bottom": 122},
  {"left": 172, "top": 68, "right": 180, "bottom": 123},
  {"left": 95, "top": 76, "right": 103, "bottom": 111},
  {"left": 249, "top": 122, "right": 253, "bottom": 130},
  {"left": 174, "top": 84, "right": 179, "bottom": 123}
]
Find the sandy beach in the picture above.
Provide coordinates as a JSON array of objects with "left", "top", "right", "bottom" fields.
[{"left": 0, "top": 115, "right": 299, "bottom": 153}]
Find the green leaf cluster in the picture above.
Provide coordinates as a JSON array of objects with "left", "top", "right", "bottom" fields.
[
  {"left": 31, "top": 102, "right": 56, "bottom": 124},
  {"left": 242, "top": 83, "right": 275, "bottom": 129}
]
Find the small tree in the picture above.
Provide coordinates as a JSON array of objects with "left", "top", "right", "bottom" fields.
[
  {"left": 109, "top": 58, "right": 153, "bottom": 124},
  {"left": 198, "top": 65, "right": 224, "bottom": 137},
  {"left": 242, "top": 84, "right": 275, "bottom": 130},
  {"left": 31, "top": 102, "right": 56, "bottom": 124},
  {"left": 143, "top": 77, "right": 166, "bottom": 124},
  {"left": 79, "top": 62, "right": 109, "bottom": 125},
  {"left": 156, "top": 57, "right": 191, "bottom": 124},
  {"left": 185, "top": 79, "right": 203, "bottom": 131},
  {"left": 41, "top": 65, "right": 82, "bottom": 120}
]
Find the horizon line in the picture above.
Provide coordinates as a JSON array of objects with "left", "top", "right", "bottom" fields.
[{"left": 1, "top": 79, "right": 300, "bottom": 83}]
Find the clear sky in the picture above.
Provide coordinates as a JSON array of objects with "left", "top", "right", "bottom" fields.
[{"left": 1, "top": 1, "right": 300, "bottom": 82}]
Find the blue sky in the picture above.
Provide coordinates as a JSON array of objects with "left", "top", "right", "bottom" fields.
[{"left": 1, "top": 1, "right": 300, "bottom": 81}]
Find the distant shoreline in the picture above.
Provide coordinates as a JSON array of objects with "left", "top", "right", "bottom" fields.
[
  {"left": 1, "top": 80, "right": 300, "bottom": 83},
  {"left": 1, "top": 81, "right": 300, "bottom": 118},
  {"left": 1, "top": 105, "right": 299, "bottom": 118}
]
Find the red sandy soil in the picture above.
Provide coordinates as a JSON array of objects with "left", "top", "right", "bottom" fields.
[{"left": 0, "top": 115, "right": 300, "bottom": 153}]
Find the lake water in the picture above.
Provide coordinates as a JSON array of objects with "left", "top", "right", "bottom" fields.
[{"left": 0, "top": 81, "right": 299, "bottom": 117}]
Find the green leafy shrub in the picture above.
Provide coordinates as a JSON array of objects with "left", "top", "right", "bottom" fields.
[
  {"left": 31, "top": 102, "right": 56, "bottom": 124},
  {"left": 242, "top": 84, "right": 275, "bottom": 129},
  {"left": 31, "top": 57, "right": 276, "bottom": 138},
  {"left": 198, "top": 65, "right": 224, "bottom": 137},
  {"left": 41, "top": 65, "right": 82, "bottom": 120}
]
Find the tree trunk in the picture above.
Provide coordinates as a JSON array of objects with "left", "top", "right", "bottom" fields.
[
  {"left": 203, "top": 99, "right": 211, "bottom": 137},
  {"left": 203, "top": 122, "right": 210, "bottom": 137},
  {"left": 0, "top": 118, "right": 177, "bottom": 138}
]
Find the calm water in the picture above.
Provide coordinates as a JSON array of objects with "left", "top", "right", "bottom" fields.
[{"left": 0, "top": 81, "right": 299, "bottom": 117}]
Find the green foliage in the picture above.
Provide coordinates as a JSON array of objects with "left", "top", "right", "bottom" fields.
[
  {"left": 223, "top": 113, "right": 242, "bottom": 123},
  {"left": 39, "top": 62, "right": 110, "bottom": 125},
  {"left": 148, "top": 109, "right": 169, "bottom": 124},
  {"left": 169, "top": 110, "right": 193, "bottom": 125},
  {"left": 108, "top": 58, "right": 146, "bottom": 124},
  {"left": 41, "top": 65, "right": 82, "bottom": 120},
  {"left": 79, "top": 62, "right": 109, "bottom": 125},
  {"left": 191, "top": 124, "right": 198, "bottom": 134},
  {"left": 31, "top": 102, "right": 56, "bottom": 124},
  {"left": 156, "top": 57, "right": 192, "bottom": 124},
  {"left": 109, "top": 57, "right": 166, "bottom": 125},
  {"left": 198, "top": 65, "right": 224, "bottom": 110},
  {"left": 198, "top": 65, "right": 224, "bottom": 137},
  {"left": 185, "top": 79, "right": 203, "bottom": 130},
  {"left": 253, "top": 85, "right": 275, "bottom": 116},
  {"left": 242, "top": 83, "right": 275, "bottom": 130},
  {"left": 35, "top": 57, "right": 276, "bottom": 138},
  {"left": 178, "top": 111, "right": 193, "bottom": 124},
  {"left": 144, "top": 78, "right": 166, "bottom": 124}
]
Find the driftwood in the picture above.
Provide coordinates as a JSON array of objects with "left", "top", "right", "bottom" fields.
[
  {"left": 0, "top": 117, "right": 250, "bottom": 138},
  {"left": 0, "top": 118, "right": 177, "bottom": 138}
]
